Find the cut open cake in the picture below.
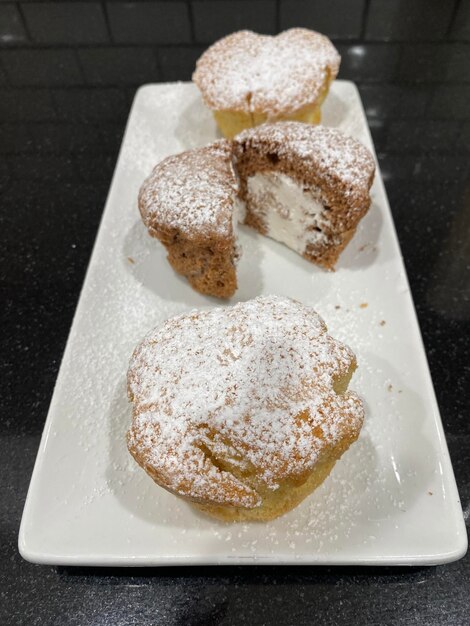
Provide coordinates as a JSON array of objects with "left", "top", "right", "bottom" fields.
[{"left": 138, "top": 122, "right": 375, "bottom": 298}]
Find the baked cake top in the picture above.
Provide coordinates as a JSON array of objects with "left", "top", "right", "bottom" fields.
[
  {"left": 193, "top": 29, "right": 341, "bottom": 118},
  {"left": 233, "top": 122, "right": 376, "bottom": 209},
  {"left": 138, "top": 140, "right": 239, "bottom": 242},
  {"left": 127, "top": 295, "right": 364, "bottom": 509}
]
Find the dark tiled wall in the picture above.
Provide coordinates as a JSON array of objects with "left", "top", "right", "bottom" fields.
[{"left": 0, "top": 0, "right": 469, "bottom": 169}]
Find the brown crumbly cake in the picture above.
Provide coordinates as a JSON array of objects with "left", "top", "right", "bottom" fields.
[
  {"left": 193, "top": 28, "right": 341, "bottom": 138},
  {"left": 233, "top": 122, "right": 376, "bottom": 270},
  {"left": 138, "top": 140, "right": 242, "bottom": 298},
  {"left": 127, "top": 295, "right": 364, "bottom": 522},
  {"left": 138, "top": 122, "right": 375, "bottom": 298}
]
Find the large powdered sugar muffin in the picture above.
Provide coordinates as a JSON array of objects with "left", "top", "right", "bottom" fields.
[
  {"left": 193, "top": 28, "right": 340, "bottom": 138},
  {"left": 127, "top": 296, "right": 364, "bottom": 522},
  {"left": 138, "top": 122, "right": 375, "bottom": 298}
]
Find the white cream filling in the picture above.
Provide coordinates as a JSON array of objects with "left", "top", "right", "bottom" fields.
[
  {"left": 232, "top": 196, "right": 246, "bottom": 265},
  {"left": 246, "top": 172, "right": 328, "bottom": 255}
]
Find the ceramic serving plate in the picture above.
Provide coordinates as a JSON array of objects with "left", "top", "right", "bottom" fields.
[{"left": 19, "top": 81, "right": 467, "bottom": 566}]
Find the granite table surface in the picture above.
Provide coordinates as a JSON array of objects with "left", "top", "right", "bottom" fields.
[{"left": 1, "top": 1, "right": 469, "bottom": 624}]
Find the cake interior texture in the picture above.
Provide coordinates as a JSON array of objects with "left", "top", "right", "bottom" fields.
[
  {"left": 234, "top": 131, "right": 372, "bottom": 271},
  {"left": 162, "top": 234, "right": 238, "bottom": 298},
  {"left": 244, "top": 170, "right": 340, "bottom": 266},
  {"left": 157, "top": 195, "right": 244, "bottom": 299}
]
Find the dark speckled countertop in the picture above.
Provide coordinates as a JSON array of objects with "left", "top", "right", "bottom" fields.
[{"left": 1, "top": 1, "right": 469, "bottom": 624}]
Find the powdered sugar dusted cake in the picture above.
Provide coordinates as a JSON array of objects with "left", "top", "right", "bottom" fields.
[
  {"left": 138, "top": 122, "right": 375, "bottom": 298},
  {"left": 233, "top": 122, "right": 376, "bottom": 269},
  {"left": 127, "top": 295, "right": 364, "bottom": 522},
  {"left": 193, "top": 28, "right": 341, "bottom": 138},
  {"left": 138, "top": 140, "right": 244, "bottom": 298}
]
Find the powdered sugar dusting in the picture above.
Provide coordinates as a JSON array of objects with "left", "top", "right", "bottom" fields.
[
  {"left": 139, "top": 140, "right": 239, "bottom": 239},
  {"left": 236, "top": 122, "right": 375, "bottom": 195},
  {"left": 193, "top": 29, "right": 340, "bottom": 117},
  {"left": 127, "top": 295, "right": 364, "bottom": 508},
  {"left": 138, "top": 122, "right": 374, "bottom": 274}
]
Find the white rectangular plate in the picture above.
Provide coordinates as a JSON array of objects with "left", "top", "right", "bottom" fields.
[{"left": 19, "top": 82, "right": 467, "bottom": 566}]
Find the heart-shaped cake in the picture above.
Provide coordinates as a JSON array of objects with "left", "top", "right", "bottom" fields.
[{"left": 193, "top": 28, "right": 341, "bottom": 138}]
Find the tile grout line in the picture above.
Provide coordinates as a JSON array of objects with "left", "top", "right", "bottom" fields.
[
  {"left": 2, "top": 78, "right": 470, "bottom": 91},
  {"left": 15, "top": 3, "right": 33, "bottom": 44},
  {"left": 187, "top": 0, "right": 196, "bottom": 44},
  {"left": 0, "top": 40, "right": 470, "bottom": 51},
  {"left": 101, "top": 1, "right": 115, "bottom": 45},
  {"left": 445, "top": 0, "right": 462, "bottom": 38},
  {"left": 360, "top": 0, "right": 371, "bottom": 40},
  {"left": 73, "top": 47, "right": 89, "bottom": 87}
]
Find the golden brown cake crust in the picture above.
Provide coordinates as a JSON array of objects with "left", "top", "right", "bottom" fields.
[
  {"left": 193, "top": 28, "right": 340, "bottom": 120},
  {"left": 138, "top": 140, "right": 237, "bottom": 242},
  {"left": 233, "top": 122, "right": 376, "bottom": 269},
  {"left": 138, "top": 141, "right": 240, "bottom": 298},
  {"left": 127, "top": 296, "right": 364, "bottom": 520}
]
